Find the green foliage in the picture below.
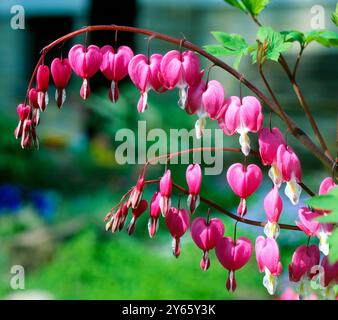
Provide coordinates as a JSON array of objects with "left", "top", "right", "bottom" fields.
[
  {"left": 253, "top": 26, "right": 292, "bottom": 63},
  {"left": 281, "top": 30, "right": 306, "bottom": 46},
  {"left": 332, "top": 3, "right": 338, "bottom": 27},
  {"left": 223, "top": 0, "right": 270, "bottom": 16},
  {"left": 305, "top": 30, "right": 338, "bottom": 48},
  {"left": 204, "top": 32, "right": 250, "bottom": 69},
  {"left": 307, "top": 187, "right": 338, "bottom": 263}
]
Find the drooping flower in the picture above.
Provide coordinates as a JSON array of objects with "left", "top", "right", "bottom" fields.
[
  {"left": 320, "top": 256, "right": 338, "bottom": 299},
  {"left": 186, "top": 79, "right": 226, "bottom": 138},
  {"left": 296, "top": 207, "right": 333, "bottom": 256},
  {"left": 148, "top": 192, "right": 161, "bottom": 238},
  {"left": 226, "top": 163, "right": 263, "bottom": 217},
  {"left": 100, "top": 45, "right": 134, "bottom": 103},
  {"left": 14, "top": 104, "right": 31, "bottom": 139},
  {"left": 106, "top": 202, "right": 129, "bottom": 233},
  {"left": 28, "top": 88, "right": 39, "bottom": 109},
  {"left": 263, "top": 186, "right": 283, "bottom": 238},
  {"left": 288, "top": 244, "right": 320, "bottom": 297},
  {"left": 190, "top": 217, "right": 224, "bottom": 271},
  {"left": 51, "top": 58, "right": 72, "bottom": 108},
  {"left": 218, "top": 96, "right": 263, "bottom": 156},
  {"left": 319, "top": 177, "right": 336, "bottom": 195},
  {"left": 128, "top": 53, "right": 163, "bottom": 113},
  {"left": 159, "top": 169, "right": 173, "bottom": 217},
  {"left": 19, "top": 119, "right": 38, "bottom": 150},
  {"left": 255, "top": 236, "right": 283, "bottom": 295},
  {"left": 258, "top": 127, "right": 285, "bottom": 186},
  {"left": 126, "top": 199, "right": 148, "bottom": 235},
  {"left": 186, "top": 163, "right": 202, "bottom": 213},
  {"left": 36, "top": 65, "right": 50, "bottom": 111},
  {"left": 215, "top": 236, "right": 252, "bottom": 292},
  {"left": 160, "top": 50, "right": 202, "bottom": 108},
  {"left": 276, "top": 144, "right": 302, "bottom": 205},
  {"left": 165, "top": 207, "right": 190, "bottom": 257},
  {"left": 68, "top": 44, "right": 103, "bottom": 100},
  {"left": 127, "top": 173, "right": 145, "bottom": 209}
]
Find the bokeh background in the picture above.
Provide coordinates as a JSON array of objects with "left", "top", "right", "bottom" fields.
[{"left": 0, "top": 0, "right": 337, "bottom": 299}]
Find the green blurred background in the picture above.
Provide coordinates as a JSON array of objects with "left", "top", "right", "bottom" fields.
[{"left": 0, "top": 0, "right": 337, "bottom": 299}]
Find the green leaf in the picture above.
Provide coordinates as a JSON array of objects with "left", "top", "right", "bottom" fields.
[
  {"left": 205, "top": 32, "right": 249, "bottom": 69},
  {"left": 280, "top": 30, "right": 306, "bottom": 46},
  {"left": 223, "top": 0, "right": 247, "bottom": 12},
  {"left": 242, "top": 0, "right": 270, "bottom": 16},
  {"left": 307, "top": 187, "right": 338, "bottom": 223},
  {"left": 255, "top": 26, "right": 292, "bottom": 63},
  {"left": 328, "top": 228, "right": 338, "bottom": 263},
  {"left": 305, "top": 30, "right": 338, "bottom": 48},
  {"left": 332, "top": 3, "right": 338, "bottom": 27}
]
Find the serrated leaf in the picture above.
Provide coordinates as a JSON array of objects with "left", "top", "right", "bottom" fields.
[
  {"left": 280, "top": 30, "right": 306, "bottom": 45},
  {"left": 328, "top": 229, "right": 338, "bottom": 263},
  {"left": 224, "top": 0, "right": 247, "bottom": 12},
  {"left": 332, "top": 3, "right": 338, "bottom": 27},
  {"left": 256, "top": 26, "right": 292, "bottom": 62},
  {"left": 305, "top": 30, "right": 338, "bottom": 48},
  {"left": 242, "top": 0, "right": 270, "bottom": 16},
  {"left": 206, "top": 32, "right": 249, "bottom": 69}
]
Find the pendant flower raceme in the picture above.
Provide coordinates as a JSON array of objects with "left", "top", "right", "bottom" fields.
[
  {"left": 160, "top": 50, "right": 202, "bottom": 109},
  {"left": 263, "top": 186, "right": 283, "bottom": 239},
  {"left": 255, "top": 236, "right": 283, "bottom": 295},
  {"left": 68, "top": 44, "right": 103, "bottom": 100},
  {"left": 106, "top": 202, "right": 129, "bottom": 233},
  {"left": 276, "top": 144, "right": 302, "bottom": 205},
  {"left": 258, "top": 127, "right": 285, "bottom": 186},
  {"left": 100, "top": 45, "right": 134, "bottom": 103},
  {"left": 127, "top": 173, "right": 145, "bottom": 209},
  {"left": 128, "top": 53, "right": 163, "bottom": 113},
  {"left": 215, "top": 236, "right": 252, "bottom": 292},
  {"left": 165, "top": 207, "right": 190, "bottom": 257},
  {"left": 51, "top": 58, "right": 72, "bottom": 108},
  {"left": 186, "top": 163, "right": 202, "bottom": 214},
  {"left": 226, "top": 163, "right": 263, "bottom": 217},
  {"left": 218, "top": 96, "right": 263, "bottom": 156},
  {"left": 190, "top": 217, "right": 224, "bottom": 271},
  {"left": 186, "top": 79, "right": 226, "bottom": 138}
]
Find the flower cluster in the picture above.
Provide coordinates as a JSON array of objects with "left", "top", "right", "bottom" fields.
[{"left": 15, "top": 36, "right": 337, "bottom": 299}]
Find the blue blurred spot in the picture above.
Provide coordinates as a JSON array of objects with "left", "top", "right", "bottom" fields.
[
  {"left": 0, "top": 184, "right": 22, "bottom": 213},
  {"left": 30, "top": 191, "right": 57, "bottom": 220}
]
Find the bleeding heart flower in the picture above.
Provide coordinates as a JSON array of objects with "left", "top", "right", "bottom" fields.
[
  {"left": 319, "top": 177, "right": 336, "bottom": 195},
  {"left": 190, "top": 217, "right": 224, "bottom": 271},
  {"left": 288, "top": 244, "right": 320, "bottom": 296},
  {"left": 296, "top": 207, "right": 333, "bottom": 256},
  {"left": 263, "top": 186, "right": 283, "bottom": 239},
  {"left": 215, "top": 236, "right": 252, "bottom": 292},
  {"left": 186, "top": 164, "right": 202, "bottom": 214},
  {"left": 36, "top": 65, "right": 50, "bottom": 111},
  {"left": 218, "top": 96, "right": 263, "bottom": 156},
  {"left": 14, "top": 104, "right": 31, "bottom": 140},
  {"left": 126, "top": 199, "right": 148, "bottom": 235},
  {"left": 128, "top": 53, "right": 163, "bottom": 113},
  {"left": 51, "top": 58, "right": 72, "bottom": 108},
  {"left": 276, "top": 144, "right": 302, "bottom": 205},
  {"left": 226, "top": 163, "right": 263, "bottom": 217},
  {"left": 159, "top": 169, "right": 173, "bottom": 217},
  {"left": 100, "top": 45, "right": 134, "bottom": 103},
  {"left": 28, "top": 88, "right": 39, "bottom": 109},
  {"left": 127, "top": 173, "right": 145, "bottom": 209},
  {"left": 68, "top": 44, "right": 102, "bottom": 100},
  {"left": 165, "top": 207, "right": 190, "bottom": 257},
  {"left": 160, "top": 50, "right": 202, "bottom": 108},
  {"left": 258, "top": 127, "right": 285, "bottom": 186},
  {"left": 106, "top": 202, "right": 129, "bottom": 233},
  {"left": 148, "top": 192, "right": 161, "bottom": 238},
  {"left": 186, "top": 79, "right": 226, "bottom": 138},
  {"left": 255, "top": 236, "right": 282, "bottom": 295}
]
